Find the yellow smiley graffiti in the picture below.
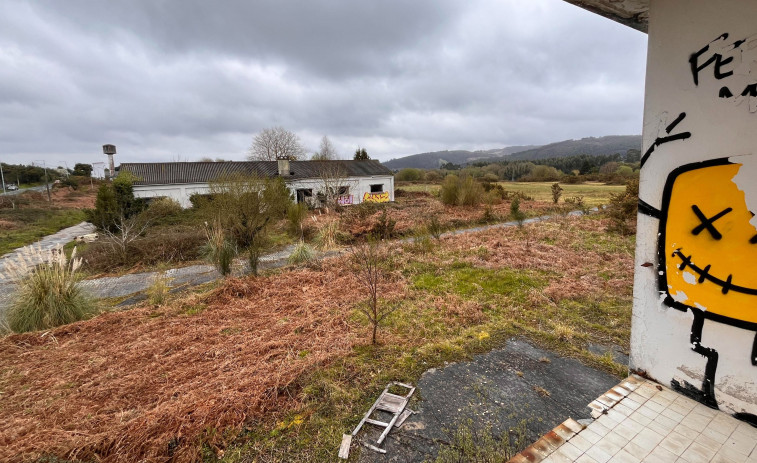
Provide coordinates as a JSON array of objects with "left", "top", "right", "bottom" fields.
[{"left": 660, "top": 159, "right": 757, "bottom": 328}]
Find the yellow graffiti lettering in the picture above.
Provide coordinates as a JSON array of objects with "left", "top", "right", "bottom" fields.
[{"left": 362, "top": 191, "right": 389, "bottom": 203}]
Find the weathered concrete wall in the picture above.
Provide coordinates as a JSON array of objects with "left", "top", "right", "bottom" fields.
[
  {"left": 631, "top": 0, "right": 757, "bottom": 419},
  {"left": 133, "top": 175, "right": 395, "bottom": 208}
]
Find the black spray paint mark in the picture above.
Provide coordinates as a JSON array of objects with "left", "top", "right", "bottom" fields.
[
  {"left": 741, "top": 84, "right": 757, "bottom": 97},
  {"left": 691, "top": 205, "right": 733, "bottom": 240},
  {"left": 720, "top": 87, "right": 734, "bottom": 98},
  {"left": 638, "top": 199, "right": 661, "bottom": 218},
  {"left": 639, "top": 112, "right": 692, "bottom": 169},
  {"left": 690, "top": 33, "right": 734, "bottom": 86}
]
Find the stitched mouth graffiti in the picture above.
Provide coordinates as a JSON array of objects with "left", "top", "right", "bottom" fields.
[
  {"left": 659, "top": 159, "right": 757, "bottom": 328},
  {"left": 672, "top": 249, "right": 757, "bottom": 296}
]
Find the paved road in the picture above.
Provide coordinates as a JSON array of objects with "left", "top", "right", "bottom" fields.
[{"left": 0, "top": 184, "right": 51, "bottom": 196}]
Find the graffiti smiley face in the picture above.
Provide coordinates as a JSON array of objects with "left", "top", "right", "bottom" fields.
[{"left": 659, "top": 158, "right": 757, "bottom": 328}]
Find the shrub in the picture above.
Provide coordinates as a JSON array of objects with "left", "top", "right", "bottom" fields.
[
  {"left": 408, "top": 232, "right": 434, "bottom": 255},
  {"left": 6, "top": 245, "right": 96, "bottom": 333},
  {"left": 440, "top": 175, "right": 460, "bottom": 205},
  {"left": 146, "top": 272, "right": 171, "bottom": 306},
  {"left": 85, "top": 173, "right": 146, "bottom": 232},
  {"left": 427, "top": 216, "right": 443, "bottom": 239},
  {"left": 482, "top": 183, "right": 509, "bottom": 199},
  {"left": 147, "top": 197, "right": 183, "bottom": 219},
  {"left": 523, "top": 165, "right": 561, "bottom": 182},
  {"left": 551, "top": 183, "right": 563, "bottom": 204},
  {"left": 315, "top": 220, "right": 346, "bottom": 250},
  {"left": 370, "top": 210, "right": 396, "bottom": 240},
  {"left": 203, "top": 174, "right": 291, "bottom": 275},
  {"left": 60, "top": 177, "right": 79, "bottom": 190},
  {"left": 424, "top": 170, "right": 442, "bottom": 182},
  {"left": 80, "top": 226, "right": 205, "bottom": 273},
  {"left": 480, "top": 206, "right": 497, "bottom": 224},
  {"left": 564, "top": 195, "right": 590, "bottom": 215},
  {"left": 201, "top": 220, "right": 236, "bottom": 276},
  {"left": 286, "top": 202, "right": 308, "bottom": 237},
  {"left": 395, "top": 168, "right": 423, "bottom": 182},
  {"left": 440, "top": 174, "right": 484, "bottom": 206},
  {"left": 481, "top": 173, "right": 499, "bottom": 183},
  {"left": 607, "top": 179, "right": 639, "bottom": 235},
  {"left": 189, "top": 193, "right": 210, "bottom": 209},
  {"left": 288, "top": 240, "right": 315, "bottom": 265},
  {"left": 458, "top": 176, "right": 483, "bottom": 206},
  {"left": 351, "top": 201, "right": 380, "bottom": 220},
  {"left": 510, "top": 197, "right": 526, "bottom": 226}
]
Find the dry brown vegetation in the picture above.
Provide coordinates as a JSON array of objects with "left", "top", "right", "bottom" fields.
[
  {"left": 0, "top": 212, "right": 634, "bottom": 462},
  {"left": 0, "top": 262, "right": 405, "bottom": 462},
  {"left": 312, "top": 190, "right": 558, "bottom": 239}
]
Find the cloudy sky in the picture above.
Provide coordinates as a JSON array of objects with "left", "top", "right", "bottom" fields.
[{"left": 0, "top": 0, "right": 647, "bottom": 169}]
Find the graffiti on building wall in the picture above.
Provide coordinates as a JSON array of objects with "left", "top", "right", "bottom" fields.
[
  {"left": 639, "top": 111, "right": 757, "bottom": 421},
  {"left": 651, "top": 158, "right": 757, "bottom": 416},
  {"left": 338, "top": 195, "right": 354, "bottom": 206},
  {"left": 690, "top": 32, "right": 757, "bottom": 112},
  {"left": 362, "top": 192, "right": 389, "bottom": 203}
]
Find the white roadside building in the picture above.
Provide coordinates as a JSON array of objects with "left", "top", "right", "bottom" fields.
[{"left": 118, "top": 159, "right": 395, "bottom": 208}]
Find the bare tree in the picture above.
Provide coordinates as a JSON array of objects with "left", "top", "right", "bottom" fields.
[
  {"left": 248, "top": 127, "right": 306, "bottom": 161},
  {"left": 315, "top": 161, "right": 355, "bottom": 209},
  {"left": 351, "top": 241, "right": 398, "bottom": 345},
  {"left": 311, "top": 135, "right": 338, "bottom": 160},
  {"left": 100, "top": 212, "right": 153, "bottom": 259}
]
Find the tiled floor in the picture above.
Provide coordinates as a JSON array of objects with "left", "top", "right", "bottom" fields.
[{"left": 512, "top": 376, "right": 757, "bottom": 463}]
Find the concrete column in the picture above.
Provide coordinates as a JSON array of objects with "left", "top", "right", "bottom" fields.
[{"left": 631, "top": 0, "right": 757, "bottom": 416}]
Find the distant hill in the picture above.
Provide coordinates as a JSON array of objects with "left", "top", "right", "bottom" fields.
[
  {"left": 382, "top": 135, "right": 642, "bottom": 170},
  {"left": 505, "top": 135, "right": 642, "bottom": 161},
  {"left": 383, "top": 145, "right": 538, "bottom": 170}
]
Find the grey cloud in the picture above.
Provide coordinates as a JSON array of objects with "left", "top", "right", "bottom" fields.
[{"left": 0, "top": 0, "right": 646, "bottom": 165}]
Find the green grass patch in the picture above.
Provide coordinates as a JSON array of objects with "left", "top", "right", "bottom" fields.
[
  {"left": 413, "top": 265, "right": 546, "bottom": 303},
  {"left": 0, "top": 208, "right": 86, "bottom": 256},
  {"left": 499, "top": 182, "right": 625, "bottom": 207}
]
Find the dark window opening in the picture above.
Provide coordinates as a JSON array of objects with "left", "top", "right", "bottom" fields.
[
  {"left": 339, "top": 186, "right": 350, "bottom": 195},
  {"left": 296, "top": 189, "right": 313, "bottom": 203},
  {"left": 370, "top": 184, "right": 383, "bottom": 193}
]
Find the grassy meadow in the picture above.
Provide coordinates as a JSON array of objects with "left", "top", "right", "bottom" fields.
[{"left": 397, "top": 181, "right": 625, "bottom": 207}]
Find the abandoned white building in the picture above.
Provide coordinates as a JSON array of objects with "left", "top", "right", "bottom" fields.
[{"left": 118, "top": 159, "right": 395, "bottom": 208}]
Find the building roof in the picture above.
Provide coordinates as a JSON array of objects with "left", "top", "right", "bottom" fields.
[
  {"left": 119, "top": 160, "right": 394, "bottom": 186},
  {"left": 562, "top": 0, "right": 648, "bottom": 33}
]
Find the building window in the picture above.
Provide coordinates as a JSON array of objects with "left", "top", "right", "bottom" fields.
[
  {"left": 370, "top": 184, "right": 383, "bottom": 193},
  {"left": 296, "top": 189, "right": 313, "bottom": 203},
  {"left": 338, "top": 186, "right": 350, "bottom": 195}
]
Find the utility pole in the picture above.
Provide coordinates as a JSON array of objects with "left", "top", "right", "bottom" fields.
[
  {"left": 34, "top": 160, "right": 52, "bottom": 202},
  {"left": 43, "top": 162, "right": 51, "bottom": 202},
  {"left": 0, "top": 161, "right": 5, "bottom": 194}
]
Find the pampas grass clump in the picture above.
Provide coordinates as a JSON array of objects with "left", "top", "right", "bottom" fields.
[
  {"left": 288, "top": 240, "right": 315, "bottom": 265},
  {"left": 6, "top": 245, "right": 96, "bottom": 333}
]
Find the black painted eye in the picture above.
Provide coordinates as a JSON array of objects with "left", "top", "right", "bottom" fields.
[
  {"left": 750, "top": 234, "right": 757, "bottom": 244},
  {"left": 691, "top": 205, "right": 732, "bottom": 240}
]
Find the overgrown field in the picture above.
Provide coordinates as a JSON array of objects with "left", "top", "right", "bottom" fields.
[
  {"left": 74, "top": 189, "right": 569, "bottom": 277},
  {"left": 397, "top": 181, "right": 624, "bottom": 207},
  {"left": 0, "top": 213, "right": 635, "bottom": 462},
  {"left": 0, "top": 183, "right": 98, "bottom": 256}
]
